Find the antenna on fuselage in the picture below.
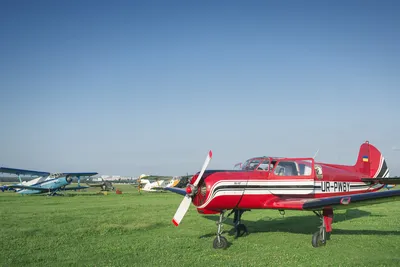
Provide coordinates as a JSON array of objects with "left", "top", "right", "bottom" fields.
[{"left": 313, "top": 148, "right": 320, "bottom": 159}]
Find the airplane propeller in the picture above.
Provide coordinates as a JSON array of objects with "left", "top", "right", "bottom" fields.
[
  {"left": 171, "top": 150, "right": 213, "bottom": 226},
  {"left": 66, "top": 176, "right": 73, "bottom": 184}
]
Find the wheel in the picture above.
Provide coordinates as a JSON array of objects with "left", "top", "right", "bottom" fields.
[
  {"left": 312, "top": 230, "right": 326, "bottom": 248},
  {"left": 235, "top": 224, "right": 248, "bottom": 238},
  {"left": 213, "top": 236, "right": 228, "bottom": 249}
]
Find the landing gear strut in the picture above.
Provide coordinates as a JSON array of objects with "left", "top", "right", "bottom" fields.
[
  {"left": 312, "top": 208, "right": 333, "bottom": 248},
  {"left": 213, "top": 210, "right": 228, "bottom": 249},
  {"left": 47, "top": 189, "right": 64, "bottom": 197},
  {"left": 233, "top": 209, "right": 248, "bottom": 238},
  {"left": 212, "top": 209, "right": 249, "bottom": 249}
]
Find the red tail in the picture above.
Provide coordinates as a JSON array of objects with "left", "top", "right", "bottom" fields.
[{"left": 354, "top": 141, "right": 389, "bottom": 178}]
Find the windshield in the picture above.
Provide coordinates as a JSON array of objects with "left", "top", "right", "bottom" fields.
[{"left": 241, "top": 158, "right": 271, "bottom": 171}]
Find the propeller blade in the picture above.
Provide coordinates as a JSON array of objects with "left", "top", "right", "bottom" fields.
[
  {"left": 170, "top": 150, "right": 213, "bottom": 226},
  {"left": 172, "top": 195, "right": 192, "bottom": 226},
  {"left": 192, "top": 150, "right": 212, "bottom": 187}
]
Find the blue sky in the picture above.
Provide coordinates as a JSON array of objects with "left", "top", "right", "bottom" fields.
[{"left": 1, "top": 0, "right": 399, "bottom": 176}]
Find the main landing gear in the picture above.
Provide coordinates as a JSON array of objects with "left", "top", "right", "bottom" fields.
[
  {"left": 233, "top": 209, "right": 248, "bottom": 238},
  {"left": 312, "top": 208, "right": 333, "bottom": 248},
  {"left": 212, "top": 209, "right": 249, "bottom": 249},
  {"left": 47, "top": 189, "right": 64, "bottom": 197}
]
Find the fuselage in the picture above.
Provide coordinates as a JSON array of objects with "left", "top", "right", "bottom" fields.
[
  {"left": 189, "top": 157, "right": 386, "bottom": 214},
  {"left": 140, "top": 179, "right": 165, "bottom": 191},
  {"left": 17, "top": 177, "right": 72, "bottom": 194},
  {"left": 1, "top": 176, "right": 47, "bottom": 192}
]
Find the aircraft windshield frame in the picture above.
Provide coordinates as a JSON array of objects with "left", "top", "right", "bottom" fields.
[{"left": 241, "top": 157, "right": 272, "bottom": 171}]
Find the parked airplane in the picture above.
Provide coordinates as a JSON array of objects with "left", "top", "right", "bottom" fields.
[
  {"left": 140, "top": 178, "right": 166, "bottom": 192},
  {"left": 165, "top": 141, "right": 400, "bottom": 249},
  {"left": 164, "top": 177, "right": 181, "bottom": 188},
  {"left": 1, "top": 169, "right": 49, "bottom": 192},
  {"left": 86, "top": 179, "right": 115, "bottom": 191},
  {"left": 0, "top": 167, "right": 97, "bottom": 196}
]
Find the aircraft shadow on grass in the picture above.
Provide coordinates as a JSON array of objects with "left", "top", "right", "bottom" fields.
[{"left": 199, "top": 209, "right": 400, "bottom": 239}]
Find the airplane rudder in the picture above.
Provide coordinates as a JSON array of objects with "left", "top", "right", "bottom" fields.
[
  {"left": 368, "top": 142, "right": 389, "bottom": 178},
  {"left": 356, "top": 141, "right": 389, "bottom": 178}
]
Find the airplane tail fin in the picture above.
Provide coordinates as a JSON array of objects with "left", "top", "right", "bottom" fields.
[{"left": 354, "top": 141, "right": 389, "bottom": 178}]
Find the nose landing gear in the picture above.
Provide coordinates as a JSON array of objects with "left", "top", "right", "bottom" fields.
[
  {"left": 212, "top": 209, "right": 250, "bottom": 249},
  {"left": 213, "top": 210, "right": 228, "bottom": 249}
]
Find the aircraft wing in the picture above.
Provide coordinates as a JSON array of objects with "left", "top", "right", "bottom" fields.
[
  {"left": 164, "top": 187, "right": 186, "bottom": 196},
  {"left": 8, "top": 185, "right": 51, "bottom": 191},
  {"left": 62, "top": 186, "right": 89, "bottom": 190},
  {"left": 361, "top": 177, "right": 400, "bottom": 184},
  {"left": 0, "top": 167, "right": 50, "bottom": 177},
  {"left": 268, "top": 189, "right": 400, "bottom": 211}
]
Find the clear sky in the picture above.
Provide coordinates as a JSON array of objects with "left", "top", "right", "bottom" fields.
[{"left": 1, "top": 0, "right": 399, "bottom": 176}]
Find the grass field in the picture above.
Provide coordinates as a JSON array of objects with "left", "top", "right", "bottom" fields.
[{"left": 1, "top": 184, "right": 400, "bottom": 267}]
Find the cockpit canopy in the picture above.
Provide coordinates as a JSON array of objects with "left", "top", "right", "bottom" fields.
[
  {"left": 48, "top": 172, "right": 64, "bottom": 178},
  {"left": 241, "top": 157, "right": 273, "bottom": 171},
  {"left": 240, "top": 157, "right": 315, "bottom": 176}
]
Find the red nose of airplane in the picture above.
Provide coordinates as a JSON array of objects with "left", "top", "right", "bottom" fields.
[{"left": 186, "top": 185, "right": 193, "bottom": 195}]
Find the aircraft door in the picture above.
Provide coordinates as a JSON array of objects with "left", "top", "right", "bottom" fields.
[{"left": 268, "top": 158, "right": 315, "bottom": 195}]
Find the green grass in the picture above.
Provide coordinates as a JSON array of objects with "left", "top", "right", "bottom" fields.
[{"left": 1, "top": 185, "right": 400, "bottom": 266}]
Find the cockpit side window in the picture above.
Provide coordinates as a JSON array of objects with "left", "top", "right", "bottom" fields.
[
  {"left": 273, "top": 161, "right": 299, "bottom": 176},
  {"left": 241, "top": 158, "right": 271, "bottom": 171},
  {"left": 257, "top": 160, "right": 271, "bottom": 171},
  {"left": 273, "top": 159, "right": 313, "bottom": 176},
  {"left": 242, "top": 159, "right": 261, "bottom": 170}
]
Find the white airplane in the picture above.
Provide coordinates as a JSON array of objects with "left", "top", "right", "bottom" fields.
[
  {"left": 140, "top": 178, "right": 166, "bottom": 192},
  {"left": 164, "top": 177, "right": 181, "bottom": 188}
]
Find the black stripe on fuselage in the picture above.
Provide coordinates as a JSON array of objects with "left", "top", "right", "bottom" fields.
[
  {"left": 206, "top": 183, "right": 378, "bottom": 202},
  {"left": 209, "top": 183, "right": 372, "bottom": 196},
  {"left": 194, "top": 170, "right": 244, "bottom": 185},
  {"left": 382, "top": 167, "right": 389, "bottom": 178},
  {"left": 213, "top": 183, "right": 370, "bottom": 191},
  {"left": 216, "top": 185, "right": 317, "bottom": 190},
  {"left": 377, "top": 160, "right": 388, "bottom": 178}
]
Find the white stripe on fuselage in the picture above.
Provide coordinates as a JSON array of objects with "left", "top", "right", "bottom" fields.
[{"left": 196, "top": 179, "right": 383, "bottom": 209}]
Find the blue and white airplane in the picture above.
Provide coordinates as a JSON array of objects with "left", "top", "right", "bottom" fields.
[{"left": 0, "top": 167, "right": 97, "bottom": 196}]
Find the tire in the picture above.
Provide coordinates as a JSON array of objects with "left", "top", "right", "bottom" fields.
[
  {"left": 312, "top": 230, "right": 326, "bottom": 248},
  {"left": 235, "top": 224, "right": 248, "bottom": 238},
  {"left": 213, "top": 236, "right": 228, "bottom": 249}
]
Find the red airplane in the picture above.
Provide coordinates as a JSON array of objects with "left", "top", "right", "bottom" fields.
[{"left": 165, "top": 141, "right": 400, "bottom": 249}]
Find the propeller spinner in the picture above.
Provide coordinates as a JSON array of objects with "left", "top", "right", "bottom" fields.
[{"left": 172, "top": 150, "right": 213, "bottom": 226}]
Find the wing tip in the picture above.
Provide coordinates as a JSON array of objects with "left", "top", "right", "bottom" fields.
[
  {"left": 172, "top": 218, "right": 179, "bottom": 226},
  {"left": 209, "top": 150, "right": 213, "bottom": 158}
]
